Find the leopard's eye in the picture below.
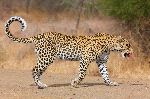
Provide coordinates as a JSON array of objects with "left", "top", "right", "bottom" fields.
[{"left": 126, "top": 44, "right": 130, "bottom": 47}]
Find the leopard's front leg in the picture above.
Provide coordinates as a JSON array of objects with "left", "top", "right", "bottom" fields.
[
  {"left": 98, "top": 63, "right": 119, "bottom": 86},
  {"left": 96, "top": 52, "right": 119, "bottom": 86},
  {"left": 71, "top": 58, "right": 90, "bottom": 88}
]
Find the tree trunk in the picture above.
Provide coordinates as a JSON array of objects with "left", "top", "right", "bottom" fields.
[
  {"left": 75, "top": 0, "right": 84, "bottom": 31},
  {"left": 26, "top": 0, "right": 32, "bottom": 14}
]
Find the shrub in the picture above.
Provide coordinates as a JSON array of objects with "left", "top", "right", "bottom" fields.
[
  {"left": 97, "top": 0, "right": 150, "bottom": 24},
  {"left": 97, "top": 0, "right": 150, "bottom": 57}
]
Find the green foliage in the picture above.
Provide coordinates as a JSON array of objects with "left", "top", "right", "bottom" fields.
[
  {"left": 98, "top": 0, "right": 150, "bottom": 23},
  {"left": 96, "top": 0, "right": 150, "bottom": 56}
]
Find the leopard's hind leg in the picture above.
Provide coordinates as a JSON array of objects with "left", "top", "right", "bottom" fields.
[{"left": 32, "top": 48, "right": 56, "bottom": 89}]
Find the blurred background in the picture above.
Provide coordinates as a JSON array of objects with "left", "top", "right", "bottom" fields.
[{"left": 0, "top": 0, "right": 149, "bottom": 78}]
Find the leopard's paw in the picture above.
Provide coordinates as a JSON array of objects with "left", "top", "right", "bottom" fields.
[
  {"left": 106, "top": 82, "right": 119, "bottom": 86},
  {"left": 111, "top": 82, "right": 119, "bottom": 86},
  {"left": 37, "top": 82, "right": 48, "bottom": 89},
  {"left": 71, "top": 80, "right": 79, "bottom": 88}
]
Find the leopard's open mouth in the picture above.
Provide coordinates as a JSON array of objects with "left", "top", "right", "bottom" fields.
[
  {"left": 124, "top": 52, "right": 131, "bottom": 58},
  {"left": 121, "top": 51, "right": 132, "bottom": 58}
]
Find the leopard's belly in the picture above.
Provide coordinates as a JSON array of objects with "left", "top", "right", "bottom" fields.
[{"left": 56, "top": 48, "right": 81, "bottom": 61}]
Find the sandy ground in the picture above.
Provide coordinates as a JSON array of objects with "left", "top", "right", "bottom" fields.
[{"left": 0, "top": 69, "right": 149, "bottom": 99}]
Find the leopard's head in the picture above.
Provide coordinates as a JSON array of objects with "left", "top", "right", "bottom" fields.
[{"left": 111, "top": 36, "right": 133, "bottom": 58}]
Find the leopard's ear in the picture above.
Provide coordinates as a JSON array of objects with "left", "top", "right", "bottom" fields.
[{"left": 116, "top": 36, "right": 124, "bottom": 43}]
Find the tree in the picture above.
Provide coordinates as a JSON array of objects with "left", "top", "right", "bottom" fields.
[
  {"left": 99, "top": 0, "right": 150, "bottom": 57},
  {"left": 76, "top": 0, "right": 84, "bottom": 31},
  {"left": 26, "top": 0, "right": 32, "bottom": 14}
]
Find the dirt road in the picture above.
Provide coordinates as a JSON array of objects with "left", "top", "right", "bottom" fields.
[{"left": 0, "top": 69, "right": 150, "bottom": 99}]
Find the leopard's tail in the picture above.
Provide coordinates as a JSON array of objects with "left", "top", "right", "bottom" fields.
[{"left": 4, "top": 16, "right": 33, "bottom": 43}]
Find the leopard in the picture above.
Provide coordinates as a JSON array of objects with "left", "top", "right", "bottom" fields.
[{"left": 4, "top": 16, "right": 133, "bottom": 89}]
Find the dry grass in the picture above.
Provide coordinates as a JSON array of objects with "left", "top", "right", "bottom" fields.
[{"left": 0, "top": 11, "right": 149, "bottom": 79}]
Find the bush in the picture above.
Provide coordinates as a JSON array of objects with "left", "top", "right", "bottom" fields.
[
  {"left": 97, "top": 0, "right": 150, "bottom": 57},
  {"left": 98, "top": 0, "right": 150, "bottom": 23}
]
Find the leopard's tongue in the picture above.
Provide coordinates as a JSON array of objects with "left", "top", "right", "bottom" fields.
[
  {"left": 128, "top": 53, "right": 131, "bottom": 57},
  {"left": 127, "top": 53, "right": 135, "bottom": 60}
]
